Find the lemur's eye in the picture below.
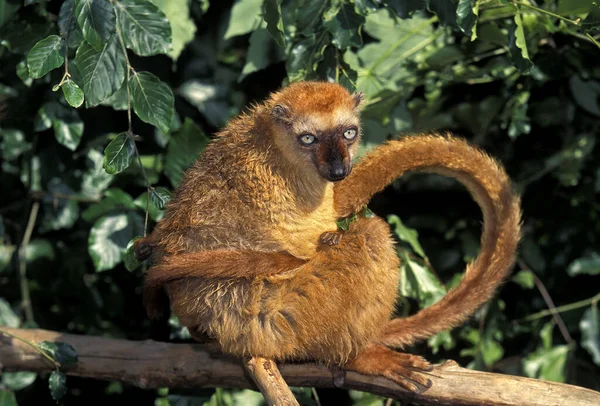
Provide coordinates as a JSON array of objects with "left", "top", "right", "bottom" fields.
[
  {"left": 299, "top": 133, "right": 316, "bottom": 145},
  {"left": 343, "top": 128, "right": 357, "bottom": 140}
]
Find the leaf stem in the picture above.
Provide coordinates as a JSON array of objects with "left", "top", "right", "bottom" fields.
[
  {"left": 18, "top": 201, "right": 39, "bottom": 324},
  {"left": 514, "top": 1, "right": 580, "bottom": 26},
  {"left": 585, "top": 33, "right": 600, "bottom": 49},
  {"left": 0, "top": 328, "right": 61, "bottom": 369},
  {"left": 516, "top": 292, "right": 600, "bottom": 323}
]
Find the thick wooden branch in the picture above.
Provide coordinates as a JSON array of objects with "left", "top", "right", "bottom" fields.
[{"left": 1, "top": 328, "right": 599, "bottom": 406}]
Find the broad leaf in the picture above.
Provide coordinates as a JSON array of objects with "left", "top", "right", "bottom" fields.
[
  {"left": 39, "top": 180, "right": 80, "bottom": 233},
  {"left": 456, "top": 0, "right": 479, "bottom": 41},
  {"left": 59, "top": 0, "right": 84, "bottom": 48},
  {"left": 75, "top": 0, "right": 116, "bottom": 50},
  {"left": 0, "top": 390, "right": 17, "bottom": 406},
  {"left": 38, "top": 341, "right": 79, "bottom": 367},
  {"left": 116, "top": 0, "right": 171, "bottom": 56},
  {"left": 286, "top": 34, "right": 329, "bottom": 82},
  {"left": 81, "top": 149, "right": 114, "bottom": 197},
  {"left": 263, "top": 0, "right": 285, "bottom": 47},
  {"left": 103, "top": 133, "right": 135, "bottom": 175},
  {"left": 224, "top": 0, "right": 263, "bottom": 39},
  {"left": 2, "top": 372, "right": 37, "bottom": 391},
  {"left": 240, "top": 27, "right": 285, "bottom": 81},
  {"left": 129, "top": 71, "right": 174, "bottom": 134},
  {"left": 73, "top": 35, "right": 126, "bottom": 106},
  {"left": 35, "top": 101, "right": 84, "bottom": 150},
  {"left": 427, "top": 0, "right": 458, "bottom": 27},
  {"left": 508, "top": 7, "right": 534, "bottom": 74},
  {"left": 88, "top": 212, "right": 145, "bottom": 271},
  {"left": 48, "top": 370, "right": 67, "bottom": 401},
  {"left": 398, "top": 251, "right": 446, "bottom": 307},
  {"left": 124, "top": 237, "right": 141, "bottom": 271},
  {"left": 523, "top": 345, "right": 570, "bottom": 382},
  {"left": 568, "top": 252, "right": 600, "bottom": 276},
  {"left": 580, "top": 306, "right": 600, "bottom": 366},
  {"left": 165, "top": 118, "right": 209, "bottom": 187},
  {"left": 26, "top": 35, "right": 65, "bottom": 79},
  {"left": 511, "top": 270, "right": 535, "bottom": 289},
  {"left": 82, "top": 188, "right": 135, "bottom": 222},
  {"left": 388, "top": 215, "right": 427, "bottom": 258},
  {"left": 0, "top": 129, "right": 31, "bottom": 161},
  {"left": 62, "top": 79, "right": 85, "bottom": 108},
  {"left": 323, "top": 3, "right": 365, "bottom": 50},
  {"left": 134, "top": 192, "right": 164, "bottom": 222},
  {"left": 0, "top": 298, "right": 20, "bottom": 327},
  {"left": 148, "top": 0, "right": 196, "bottom": 60},
  {"left": 150, "top": 186, "right": 172, "bottom": 210}
]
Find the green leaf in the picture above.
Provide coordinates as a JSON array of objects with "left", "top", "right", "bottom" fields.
[
  {"left": 150, "top": 187, "right": 172, "bottom": 210},
  {"left": 2, "top": 372, "right": 36, "bottom": 391},
  {"left": 0, "top": 390, "right": 17, "bottom": 406},
  {"left": 129, "top": 71, "right": 174, "bottom": 134},
  {"left": 133, "top": 192, "right": 164, "bottom": 222},
  {"left": 148, "top": 0, "right": 196, "bottom": 60},
  {"left": 0, "top": 129, "right": 31, "bottom": 161},
  {"left": 523, "top": 345, "right": 570, "bottom": 382},
  {"left": 165, "top": 118, "right": 210, "bottom": 187},
  {"left": 337, "top": 213, "right": 357, "bottom": 231},
  {"left": 286, "top": 34, "right": 329, "bottom": 82},
  {"left": 456, "top": 0, "right": 479, "bottom": 41},
  {"left": 25, "top": 239, "right": 56, "bottom": 263},
  {"left": 124, "top": 237, "right": 141, "bottom": 271},
  {"left": 224, "top": 0, "right": 263, "bottom": 39},
  {"left": 39, "top": 180, "right": 80, "bottom": 233},
  {"left": 0, "top": 245, "right": 15, "bottom": 273},
  {"left": 263, "top": 0, "right": 285, "bottom": 47},
  {"left": 511, "top": 270, "right": 535, "bottom": 289},
  {"left": 581, "top": 2, "right": 600, "bottom": 32},
  {"left": 427, "top": 0, "right": 458, "bottom": 28},
  {"left": 0, "top": 298, "right": 20, "bottom": 328},
  {"left": 567, "top": 253, "right": 600, "bottom": 276},
  {"left": 398, "top": 251, "right": 446, "bottom": 307},
  {"left": 100, "top": 81, "right": 128, "bottom": 110},
  {"left": 580, "top": 306, "right": 600, "bottom": 366},
  {"left": 386, "top": 0, "right": 423, "bottom": 18},
  {"left": 59, "top": 0, "right": 84, "bottom": 48},
  {"left": 115, "top": 0, "right": 171, "bottom": 56},
  {"left": 62, "top": 79, "right": 85, "bottom": 108},
  {"left": 75, "top": 0, "right": 116, "bottom": 50},
  {"left": 88, "top": 212, "right": 145, "bottom": 271},
  {"left": 26, "top": 35, "right": 65, "bottom": 79},
  {"left": 81, "top": 149, "right": 114, "bottom": 197},
  {"left": 557, "top": 0, "right": 595, "bottom": 17},
  {"left": 569, "top": 76, "right": 600, "bottom": 117},
  {"left": 48, "top": 370, "right": 67, "bottom": 401},
  {"left": 82, "top": 188, "right": 135, "bottom": 222},
  {"left": 35, "top": 102, "right": 84, "bottom": 150},
  {"left": 103, "top": 133, "right": 135, "bottom": 175},
  {"left": 73, "top": 35, "right": 126, "bottom": 106},
  {"left": 388, "top": 215, "right": 427, "bottom": 258},
  {"left": 240, "top": 27, "right": 285, "bottom": 81},
  {"left": 16, "top": 59, "right": 33, "bottom": 86},
  {"left": 38, "top": 341, "right": 79, "bottom": 367},
  {"left": 508, "top": 7, "right": 534, "bottom": 74},
  {"left": 323, "top": 3, "right": 365, "bottom": 50}
]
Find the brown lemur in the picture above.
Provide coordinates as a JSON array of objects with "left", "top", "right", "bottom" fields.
[{"left": 138, "top": 81, "right": 521, "bottom": 392}]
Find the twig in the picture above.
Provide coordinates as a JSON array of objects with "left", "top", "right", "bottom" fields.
[
  {"left": 518, "top": 261, "right": 574, "bottom": 345},
  {"left": 245, "top": 356, "right": 299, "bottom": 406},
  {"left": 2, "top": 327, "right": 599, "bottom": 406},
  {"left": 0, "top": 328, "right": 60, "bottom": 369},
  {"left": 515, "top": 292, "right": 600, "bottom": 323},
  {"left": 17, "top": 201, "right": 39, "bottom": 324}
]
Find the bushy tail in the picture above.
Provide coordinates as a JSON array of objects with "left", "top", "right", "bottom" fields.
[{"left": 334, "top": 134, "right": 521, "bottom": 348}]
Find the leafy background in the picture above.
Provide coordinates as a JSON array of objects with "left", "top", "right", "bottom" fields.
[{"left": 1, "top": 0, "right": 599, "bottom": 405}]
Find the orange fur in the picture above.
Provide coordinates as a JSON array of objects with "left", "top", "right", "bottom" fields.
[{"left": 142, "top": 81, "right": 521, "bottom": 391}]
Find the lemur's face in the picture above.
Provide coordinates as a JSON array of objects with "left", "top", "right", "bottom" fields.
[{"left": 270, "top": 82, "right": 363, "bottom": 182}]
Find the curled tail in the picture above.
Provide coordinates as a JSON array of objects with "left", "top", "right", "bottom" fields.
[{"left": 334, "top": 134, "right": 522, "bottom": 348}]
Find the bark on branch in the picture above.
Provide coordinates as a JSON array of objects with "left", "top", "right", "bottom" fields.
[{"left": 1, "top": 327, "right": 599, "bottom": 406}]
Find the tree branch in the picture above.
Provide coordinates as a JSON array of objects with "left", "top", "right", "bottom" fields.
[{"left": 1, "top": 328, "right": 599, "bottom": 406}]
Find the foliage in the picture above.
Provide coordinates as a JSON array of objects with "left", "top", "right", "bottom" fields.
[{"left": 1, "top": 0, "right": 600, "bottom": 404}]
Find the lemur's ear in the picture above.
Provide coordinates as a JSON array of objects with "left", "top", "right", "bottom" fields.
[
  {"left": 353, "top": 92, "right": 364, "bottom": 109},
  {"left": 271, "top": 104, "right": 291, "bottom": 122}
]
